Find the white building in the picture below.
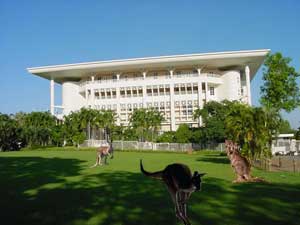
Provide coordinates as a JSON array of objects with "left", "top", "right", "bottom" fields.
[{"left": 27, "top": 49, "right": 269, "bottom": 131}]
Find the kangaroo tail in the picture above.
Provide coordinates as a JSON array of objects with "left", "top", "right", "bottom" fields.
[{"left": 140, "top": 159, "right": 163, "bottom": 180}]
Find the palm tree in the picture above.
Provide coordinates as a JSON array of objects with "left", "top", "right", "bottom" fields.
[
  {"left": 63, "top": 111, "right": 86, "bottom": 147},
  {"left": 78, "top": 108, "right": 98, "bottom": 140},
  {"left": 147, "top": 108, "right": 164, "bottom": 142},
  {"left": 130, "top": 108, "right": 147, "bottom": 141},
  {"left": 129, "top": 108, "right": 163, "bottom": 142},
  {"left": 0, "top": 113, "right": 23, "bottom": 151},
  {"left": 225, "top": 102, "right": 280, "bottom": 161},
  {"left": 22, "top": 112, "right": 56, "bottom": 147},
  {"left": 94, "top": 110, "right": 116, "bottom": 141}
]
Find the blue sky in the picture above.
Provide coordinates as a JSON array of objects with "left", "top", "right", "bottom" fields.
[{"left": 0, "top": 0, "right": 299, "bottom": 128}]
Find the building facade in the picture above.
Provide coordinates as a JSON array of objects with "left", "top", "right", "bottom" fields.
[{"left": 27, "top": 49, "right": 269, "bottom": 131}]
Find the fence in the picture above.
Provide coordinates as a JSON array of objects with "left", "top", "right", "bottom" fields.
[
  {"left": 80, "top": 139, "right": 225, "bottom": 152},
  {"left": 272, "top": 139, "right": 300, "bottom": 155},
  {"left": 112, "top": 141, "right": 225, "bottom": 152},
  {"left": 253, "top": 156, "right": 300, "bottom": 172}
]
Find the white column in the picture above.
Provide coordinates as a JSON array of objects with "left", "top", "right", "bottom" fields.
[
  {"left": 91, "top": 76, "right": 96, "bottom": 108},
  {"left": 142, "top": 72, "right": 147, "bottom": 106},
  {"left": 50, "top": 79, "right": 55, "bottom": 115},
  {"left": 116, "top": 86, "right": 121, "bottom": 125},
  {"left": 205, "top": 75, "right": 208, "bottom": 102},
  {"left": 197, "top": 69, "right": 203, "bottom": 126},
  {"left": 197, "top": 68, "right": 201, "bottom": 77},
  {"left": 85, "top": 88, "right": 89, "bottom": 107},
  {"left": 91, "top": 76, "right": 95, "bottom": 109},
  {"left": 245, "top": 65, "right": 252, "bottom": 105},
  {"left": 169, "top": 70, "right": 176, "bottom": 131}
]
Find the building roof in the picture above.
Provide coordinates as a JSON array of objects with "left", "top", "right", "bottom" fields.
[{"left": 27, "top": 49, "right": 270, "bottom": 83}]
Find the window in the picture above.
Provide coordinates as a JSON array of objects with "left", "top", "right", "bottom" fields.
[
  {"left": 138, "top": 88, "right": 143, "bottom": 97},
  {"left": 106, "top": 89, "right": 111, "bottom": 99},
  {"left": 126, "top": 88, "right": 132, "bottom": 97},
  {"left": 187, "top": 85, "right": 192, "bottom": 94},
  {"left": 174, "top": 85, "right": 180, "bottom": 95},
  {"left": 112, "top": 89, "right": 116, "bottom": 98},
  {"left": 180, "top": 84, "right": 186, "bottom": 94},
  {"left": 147, "top": 88, "right": 152, "bottom": 96},
  {"left": 159, "top": 86, "right": 164, "bottom": 95},
  {"left": 202, "top": 83, "right": 206, "bottom": 93},
  {"left": 165, "top": 86, "right": 170, "bottom": 95},
  {"left": 153, "top": 87, "right": 158, "bottom": 96},
  {"left": 120, "top": 89, "right": 125, "bottom": 98},
  {"left": 132, "top": 88, "right": 137, "bottom": 97},
  {"left": 210, "top": 87, "right": 215, "bottom": 96},
  {"left": 192, "top": 83, "right": 198, "bottom": 93}
]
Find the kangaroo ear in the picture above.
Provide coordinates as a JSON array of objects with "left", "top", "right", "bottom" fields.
[{"left": 199, "top": 173, "right": 206, "bottom": 177}]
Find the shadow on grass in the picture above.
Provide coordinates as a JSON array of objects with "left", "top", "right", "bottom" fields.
[
  {"left": 196, "top": 154, "right": 230, "bottom": 164},
  {"left": 0, "top": 156, "right": 299, "bottom": 225}
]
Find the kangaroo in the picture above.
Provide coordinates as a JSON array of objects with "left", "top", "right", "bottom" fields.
[
  {"left": 225, "top": 140, "right": 267, "bottom": 183},
  {"left": 90, "top": 143, "right": 113, "bottom": 167},
  {"left": 140, "top": 160, "right": 205, "bottom": 225},
  {"left": 225, "top": 140, "right": 251, "bottom": 182}
]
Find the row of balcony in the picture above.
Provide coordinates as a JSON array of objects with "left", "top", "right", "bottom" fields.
[{"left": 79, "top": 72, "right": 221, "bottom": 87}]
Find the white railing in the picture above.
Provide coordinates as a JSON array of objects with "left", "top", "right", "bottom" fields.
[
  {"left": 206, "top": 73, "right": 221, "bottom": 78},
  {"left": 79, "top": 72, "right": 222, "bottom": 88}
]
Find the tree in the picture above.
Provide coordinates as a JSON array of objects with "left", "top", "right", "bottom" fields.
[
  {"left": 129, "top": 108, "right": 164, "bottom": 142},
  {"left": 295, "top": 127, "right": 300, "bottom": 140},
  {"left": 174, "top": 124, "right": 193, "bottom": 143},
  {"left": 63, "top": 111, "right": 86, "bottom": 147},
  {"left": 22, "top": 112, "right": 56, "bottom": 147},
  {"left": 0, "top": 113, "right": 24, "bottom": 151},
  {"left": 156, "top": 131, "right": 176, "bottom": 143},
  {"left": 193, "top": 100, "right": 233, "bottom": 143},
  {"left": 51, "top": 124, "right": 64, "bottom": 146},
  {"left": 78, "top": 108, "right": 98, "bottom": 139},
  {"left": 260, "top": 52, "right": 300, "bottom": 112},
  {"left": 278, "top": 119, "right": 295, "bottom": 134},
  {"left": 225, "top": 102, "right": 281, "bottom": 161}
]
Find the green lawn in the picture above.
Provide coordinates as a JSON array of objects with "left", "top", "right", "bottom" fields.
[{"left": 0, "top": 149, "right": 299, "bottom": 225}]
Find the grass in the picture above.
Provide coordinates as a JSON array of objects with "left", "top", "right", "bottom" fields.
[{"left": 0, "top": 149, "right": 299, "bottom": 225}]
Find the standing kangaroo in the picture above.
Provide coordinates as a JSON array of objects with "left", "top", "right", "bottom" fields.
[
  {"left": 140, "top": 160, "right": 205, "bottom": 225},
  {"left": 225, "top": 140, "right": 266, "bottom": 183}
]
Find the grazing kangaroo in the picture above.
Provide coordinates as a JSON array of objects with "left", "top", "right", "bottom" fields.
[
  {"left": 90, "top": 143, "right": 113, "bottom": 167},
  {"left": 140, "top": 160, "right": 205, "bottom": 225}
]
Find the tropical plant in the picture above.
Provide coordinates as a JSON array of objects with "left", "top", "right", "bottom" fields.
[
  {"left": 156, "top": 131, "right": 176, "bottom": 143},
  {"left": 225, "top": 102, "right": 281, "bottom": 161},
  {"left": 174, "top": 124, "right": 193, "bottom": 143},
  {"left": 95, "top": 110, "right": 116, "bottom": 141},
  {"left": 62, "top": 111, "right": 85, "bottom": 147},
  {"left": 278, "top": 119, "right": 295, "bottom": 134},
  {"left": 193, "top": 100, "right": 233, "bottom": 144},
  {"left": 0, "top": 113, "right": 24, "bottom": 151},
  {"left": 22, "top": 112, "right": 57, "bottom": 147},
  {"left": 129, "top": 108, "right": 164, "bottom": 142}
]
